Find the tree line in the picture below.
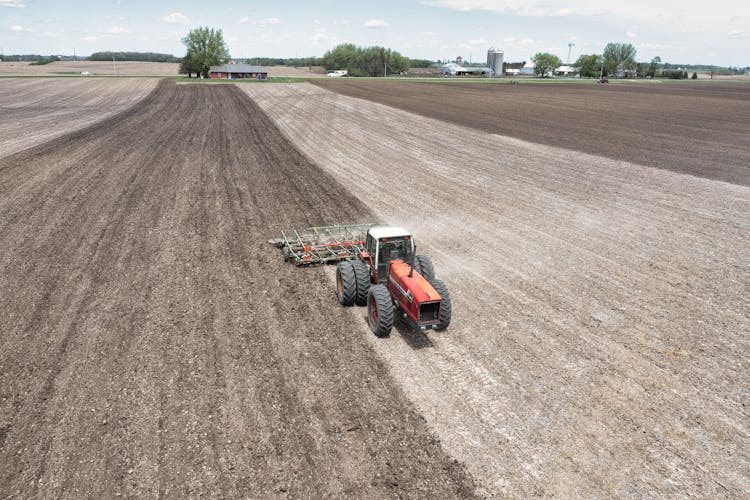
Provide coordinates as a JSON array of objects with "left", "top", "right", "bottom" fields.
[
  {"left": 89, "top": 52, "right": 181, "bottom": 63},
  {"left": 321, "top": 43, "right": 410, "bottom": 76},
  {"left": 529, "top": 43, "right": 725, "bottom": 79}
]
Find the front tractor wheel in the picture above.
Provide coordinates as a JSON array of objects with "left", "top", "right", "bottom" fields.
[
  {"left": 336, "top": 261, "right": 357, "bottom": 306},
  {"left": 367, "top": 284, "right": 394, "bottom": 338},
  {"left": 429, "top": 278, "right": 452, "bottom": 331},
  {"left": 414, "top": 255, "right": 435, "bottom": 281}
]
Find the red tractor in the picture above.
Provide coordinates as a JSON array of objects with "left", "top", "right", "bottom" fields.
[
  {"left": 334, "top": 226, "right": 451, "bottom": 337},
  {"left": 270, "top": 224, "right": 451, "bottom": 337}
]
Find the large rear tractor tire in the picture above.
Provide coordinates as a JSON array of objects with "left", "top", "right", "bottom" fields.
[
  {"left": 336, "top": 261, "right": 357, "bottom": 306},
  {"left": 352, "top": 260, "right": 371, "bottom": 306},
  {"left": 414, "top": 255, "right": 435, "bottom": 281},
  {"left": 367, "top": 284, "right": 394, "bottom": 338},
  {"left": 429, "top": 278, "right": 452, "bottom": 331}
]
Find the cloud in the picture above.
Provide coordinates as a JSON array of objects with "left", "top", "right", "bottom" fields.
[
  {"left": 727, "top": 30, "right": 746, "bottom": 38},
  {"left": 627, "top": 31, "right": 638, "bottom": 38},
  {"left": 0, "top": 0, "right": 25, "bottom": 7},
  {"left": 310, "top": 32, "right": 337, "bottom": 45},
  {"left": 239, "top": 17, "right": 281, "bottom": 26},
  {"left": 364, "top": 19, "right": 389, "bottom": 28},
  {"left": 421, "top": 0, "right": 739, "bottom": 34},
  {"left": 161, "top": 12, "right": 190, "bottom": 25},
  {"left": 80, "top": 36, "right": 97, "bottom": 42},
  {"left": 256, "top": 17, "right": 281, "bottom": 27},
  {"left": 10, "top": 24, "right": 25, "bottom": 32},
  {"left": 106, "top": 26, "right": 130, "bottom": 34}
]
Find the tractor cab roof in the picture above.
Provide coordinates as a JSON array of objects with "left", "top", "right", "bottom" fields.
[{"left": 368, "top": 226, "right": 411, "bottom": 240}]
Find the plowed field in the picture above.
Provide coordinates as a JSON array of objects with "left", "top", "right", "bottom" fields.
[
  {"left": 314, "top": 80, "right": 750, "bottom": 186},
  {"left": 242, "top": 82, "right": 750, "bottom": 497},
  {"left": 0, "top": 81, "right": 474, "bottom": 498},
  {"left": 0, "top": 78, "right": 159, "bottom": 157},
  {"left": 2, "top": 77, "right": 748, "bottom": 498}
]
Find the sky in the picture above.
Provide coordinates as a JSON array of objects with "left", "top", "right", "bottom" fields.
[{"left": 1, "top": 0, "right": 748, "bottom": 66}]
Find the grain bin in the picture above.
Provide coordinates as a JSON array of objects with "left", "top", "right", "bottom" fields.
[{"left": 487, "top": 49, "right": 504, "bottom": 77}]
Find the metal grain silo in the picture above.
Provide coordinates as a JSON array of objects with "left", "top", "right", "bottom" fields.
[{"left": 487, "top": 48, "right": 504, "bottom": 77}]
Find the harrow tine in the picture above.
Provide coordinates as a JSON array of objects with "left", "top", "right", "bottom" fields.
[{"left": 270, "top": 223, "right": 374, "bottom": 266}]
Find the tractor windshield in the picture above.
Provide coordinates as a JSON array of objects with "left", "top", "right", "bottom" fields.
[{"left": 379, "top": 238, "right": 412, "bottom": 264}]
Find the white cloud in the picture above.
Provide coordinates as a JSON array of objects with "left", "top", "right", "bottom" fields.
[
  {"left": 627, "top": 31, "right": 638, "bottom": 38},
  {"left": 239, "top": 17, "right": 281, "bottom": 27},
  {"left": 364, "top": 19, "right": 389, "bottom": 28},
  {"left": 421, "top": 30, "right": 436, "bottom": 37},
  {"left": 80, "top": 36, "right": 97, "bottom": 42},
  {"left": 422, "top": 0, "right": 743, "bottom": 33},
  {"left": 106, "top": 26, "right": 130, "bottom": 34},
  {"left": 727, "top": 30, "right": 746, "bottom": 38},
  {"left": 0, "top": 0, "right": 25, "bottom": 7},
  {"left": 10, "top": 24, "right": 25, "bottom": 31},
  {"left": 310, "top": 32, "right": 337, "bottom": 45},
  {"left": 161, "top": 12, "right": 190, "bottom": 25},
  {"left": 258, "top": 17, "right": 281, "bottom": 26}
]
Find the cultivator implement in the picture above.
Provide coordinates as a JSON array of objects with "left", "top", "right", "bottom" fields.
[{"left": 269, "top": 224, "right": 374, "bottom": 266}]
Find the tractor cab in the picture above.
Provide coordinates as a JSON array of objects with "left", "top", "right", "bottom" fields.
[{"left": 365, "top": 226, "right": 414, "bottom": 281}]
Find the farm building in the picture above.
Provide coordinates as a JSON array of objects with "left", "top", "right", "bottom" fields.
[
  {"left": 519, "top": 60, "right": 536, "bottom": 75},
  {"left": 555, "top": 65, "right": 578, "bottom": 77},
  {"left": 440, "top": 63, "right": 493, "bottom": 76},
  {"left": 209, "top": 64, "right": 267, "bottom": 80}
]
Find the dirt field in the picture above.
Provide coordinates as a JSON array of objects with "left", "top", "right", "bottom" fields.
[
  {"left": 242, "top": 83, "right": 750, "bottom": 497},
  {"left": 0, "top": 78, "right": 159, "bottom": 157},
  {"left": 0, "top": 61, "right": 179, "bottom": 76},
  {"left": 314, "top": 80, "right": 750, "bottom": 186},
  {"left": 0, "top": 81, "right": 474, "bottom": 498},
  {"left": 0, "top": 62, "right": 324, "bottom": 78}
]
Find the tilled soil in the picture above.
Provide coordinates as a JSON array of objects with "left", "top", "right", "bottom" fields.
[
  {"left": 0, "top": 61, "right": 179, "bottom": 76},
  {"left": 242, "top": 83, "right": 750, "bottom": 498},
  {"left": 0, "top": 78, "right": 159, "bottom": 157},
  {"left": 0, "top": 81, "right": 475, "bottom": 498},
  {"left": 314, "top": 80, "right": 750, "bottom": 186}
]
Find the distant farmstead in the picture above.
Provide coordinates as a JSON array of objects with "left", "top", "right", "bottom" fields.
[{"left": 209, "top": 64, "right": 267, "bottom": 80}]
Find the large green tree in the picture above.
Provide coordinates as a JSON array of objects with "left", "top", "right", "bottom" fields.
[
  {"left": 603, "top": 42, "right": 636, "bottom": 77},
  {"left": 574, "top": 54, "right": 602, "bottom": 78},
  {"left": 531, "top": 52, "right": 562, "bottom": 77},
  {"left": 181, "top": 27, "right": 230, "bottom": 78}
]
